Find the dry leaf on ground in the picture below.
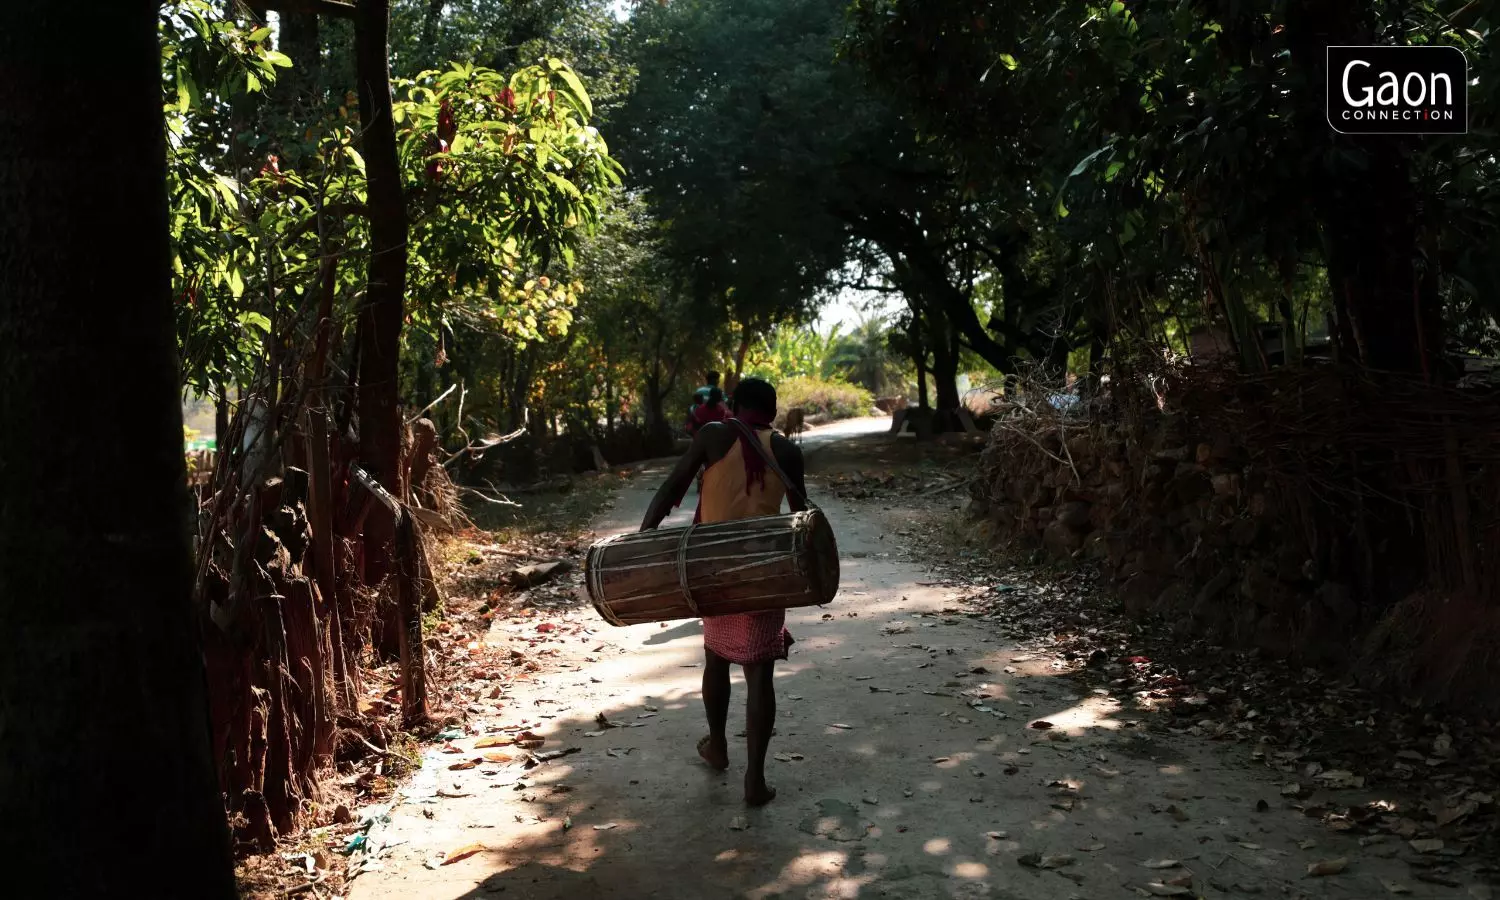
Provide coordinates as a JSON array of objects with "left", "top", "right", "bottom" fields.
[
  {"left": 441, "top": 843, "right": 486, "bottom": 866},
  {"left": 1307, "top": 858, "right": 1349, "bottom": 877}
]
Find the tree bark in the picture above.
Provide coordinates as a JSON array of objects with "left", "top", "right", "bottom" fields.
[
  {"left": 353, "top": 0, "right": 408, "bottom": 586},
  {"left": 910, "top": 314, "right": 931, "bottom": 411},
  {"left": 1320, "top": 155, "right": 1437, "bottom": 374},
  {"left": 729, "top": 322, "right": 752, "bottom": 395},
  {"left": 1284, "top": 0, "right": 1436, "bottom": 375},
  {"left": 271, "top": 11, "right": 320, "bottom": 164},
  {"left": 418, "top": 0, "right": 449, "bottom": 70},
  {"left": 0, "top": 2, "right": 236, "bottom": 894},
  {"left": 215, "top": 381, "right": 231, "bottom": 448},
  {"left": 930, "top": 314, "right": 962, "bottom": 422},
  {"left": 643, "top": 370, "right": 673, "bottom": 455}
]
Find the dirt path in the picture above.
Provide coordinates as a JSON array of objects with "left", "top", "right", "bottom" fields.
[{"left": 348, "top": 430, "right": 1444, "bottom": 900}]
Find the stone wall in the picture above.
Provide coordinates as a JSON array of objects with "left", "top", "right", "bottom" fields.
[{"left": 968, "top": 376, "right": 1500, "bottom": 712}]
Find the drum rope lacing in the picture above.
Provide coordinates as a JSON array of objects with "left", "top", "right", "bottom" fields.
[{"left": 674, "top": 523, "right": 700, "bottom": 616}]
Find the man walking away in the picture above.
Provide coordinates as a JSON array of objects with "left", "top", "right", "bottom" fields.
[{"left": 641, "top": 378, "right": 806, "bottom": 806}]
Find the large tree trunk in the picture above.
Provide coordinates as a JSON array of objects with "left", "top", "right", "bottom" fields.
[
  {"left": 268, "top": 11, "right": 321, "bottom": 172},
  {"left": 354, "top": 0, "right": 408, "bottom": 589},
  {"left": 728, "top": 322, "right": 753, "bottom": 395},
  {"left": 1284, "top": 0, "right": 1436, "bottom": 375},
  {"left": 418, "top": 0, "right": 449, "bottom": 70},
  {"left": 907, "top": 311, "right": 931, "bottom": 411},
  {"left": 0, "top": 2, "right": 236, "bottom": 894},
  {"left": 930, "top": 315, "right": 962, "bottom": 425},
  {"left": 1320, "top": 152, "right": 1437, "bottom": 374},
  {"left": 643, "top": 370, "right": 674, "bottom": 456}
]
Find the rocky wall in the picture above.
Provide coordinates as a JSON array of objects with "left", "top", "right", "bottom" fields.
[{"left": 970, "top": 408, "right": 1422, "bottom": 678}]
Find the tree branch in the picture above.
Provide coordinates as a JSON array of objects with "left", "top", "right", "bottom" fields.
[
  {"left": 827, "top": 278, "right": 903, "bottom": 294},
  {"left": 247, "top": 0, "right": 357, "bottom": 19},
  {"left": 282, "top": 202, "right": 369, "bottom": 245}
]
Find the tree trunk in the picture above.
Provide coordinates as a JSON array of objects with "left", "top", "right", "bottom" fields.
[
  {"left": 643, "top": 370, "right": 673, "bottom": 455},
  {"left": 930, "top": 316, "right": 962, "bottom": 426},
  {"left": 1285, "top": 0, "right": 1436, "bottom": 375},
  {"left": 1041, "top": 337, "right": 1072, "bottom": 383},
  {"left": 418, "top": 0, "right": 448, "bottom": 70},
  {"left": 271, "top": 11, "right": 320, "bottom": 168},
  {"left": 909, "top": 312, "right": 931, "bottom": 411},
  {"left": 1321, "top": 154, "right": 1436, "bottom": 374},
  {"left": 0, "top": 2, "right": 236, "bottom": 893},
  {"left": 1087, "top": 319, "right": 1109, "bottom": 387},
  {"left": 354, "top": 0, "right": 408, "bottom": 588},
  {"left": 729, "top": 322, "right": 753, "bottom": 395},
  {"left": 215, "top": 381, "right": 231, "bottom": 448}
]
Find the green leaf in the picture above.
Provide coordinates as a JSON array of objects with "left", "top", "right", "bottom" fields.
[
  {"left": 1069, "top": 146, "right": 1110, "bottom": 178},
  {"left": 263, "top": 50, "right": 292, "bottom": 68},
  {"left": 213, "top": 175, "right": 239, "bottom": 207},
  {"left": 998, "top": 53, "right": 1019, "bottom": 71},
  {"left": 237, "top": 311, "right": 270, "bottom": 333},
  {"left": 554, "top": 66, "right": 594, "bottom": 118}
]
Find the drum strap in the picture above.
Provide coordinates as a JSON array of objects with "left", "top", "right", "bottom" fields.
[
  {"left": 675, "top": 523, "right": 700, "bottom": 616},
  {"left": 728, "top": 418, "right": 817, "bottom": 512}
]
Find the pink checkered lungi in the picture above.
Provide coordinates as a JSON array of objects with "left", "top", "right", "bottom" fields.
[{"left": 703, "top": 610, "right": 794, "bottom": 665}]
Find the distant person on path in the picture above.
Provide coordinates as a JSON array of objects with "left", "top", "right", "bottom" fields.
[
  {"left": 690, "top": 385, "right": 728, "bottom": 434},
  {"left": 641, "top": 377, "right": 807, "bottom": 806},
  {"left": 685, "top": 370, "right": 728, "bottom": 436}
]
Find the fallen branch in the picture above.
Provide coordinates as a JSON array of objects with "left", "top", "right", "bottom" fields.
[
  {"left": 356, "top": 734, "right": 393, "bottom": 758},
  {"left": 998, "top": 422, "right": 1081, "bottom": 486},
  {"left": 458, "top": 485, "right": 523, "bottom": 508},
  {"left": 405, "top": 383, "right": 457, "bottom": 424},
  {"left": 277, "top": 874, "right": 327, "bottom": 897},
  {"left": 1057, "top": 427, "right": 1082, "bottom": 487},
  {"left": 442, "top": 424, "right": 528, "bottom": 469}
]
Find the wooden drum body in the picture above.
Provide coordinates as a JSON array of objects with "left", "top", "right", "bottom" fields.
[{"left": 585, "top": 509, "right": 839, "bottom": 626}]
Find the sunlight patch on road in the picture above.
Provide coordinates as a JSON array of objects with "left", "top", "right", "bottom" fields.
[
  {"left": 746, "top": 849, "right": 874, "bottom": 900},
  {"left": 1029, "top": 695, "right": 1125, "bottom": 736}
]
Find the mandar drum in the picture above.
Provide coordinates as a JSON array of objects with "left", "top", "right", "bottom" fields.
[{"left": 585, "top": 509, "right": 839, "bottom": 626}]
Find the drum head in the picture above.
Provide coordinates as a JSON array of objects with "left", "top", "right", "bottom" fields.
[{"left": 804, "top": 509, "right": 840, "bottom": 603}]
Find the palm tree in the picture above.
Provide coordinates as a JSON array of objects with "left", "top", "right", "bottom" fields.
[{"left": 825, "top": 316, "right": 907, "bottom": 396}]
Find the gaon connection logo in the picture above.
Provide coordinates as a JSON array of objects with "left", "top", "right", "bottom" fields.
[{"left": 1327, "top": 45, "right": 1468, "bottom": 134}]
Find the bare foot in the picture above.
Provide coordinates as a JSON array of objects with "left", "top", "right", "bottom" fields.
[
  {"left": 697, "top": 734, "right": 729, "bottom": 771},
  {"left": 744, "top": 782, "right": 777, "bottom": 807}
]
